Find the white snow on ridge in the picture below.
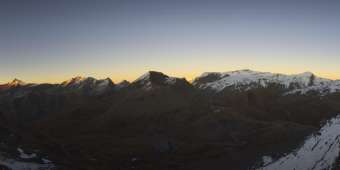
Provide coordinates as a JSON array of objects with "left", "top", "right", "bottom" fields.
[
  {"left": 165, "top": 77, "right": 177, "bottom": 85},
  {"left": 286, "top": 81, "right": 340, "bottom": 95},
  {"left": 61, "top": 77, "right": 113, "bottom": 94},
  {"left": 94, "top": 79, "right": 112, "bottom": 93},
  {"left": 17, "top": 148, "right": 37, "bottom": 159},
  {"left": 194, "top": 70, "right": 340, "bottom": 95},
  {"left": 61, "top": 76, "right": 87, "bottom": 87},
  {"left": 133, "top": 71, "right": 180, "bottom": 90},
  {"left": 133, "top": 72, "right": 151, "bottom": 83},
  {"left": 256, "top": 115, "right": 340, "bottom": 170}
]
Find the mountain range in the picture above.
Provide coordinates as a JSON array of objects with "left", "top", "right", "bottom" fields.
[
  {"left": 0, "top": 70, "right": 340, "bottom": 170},
  {"left": 2, "top": 70, "right": 340, "bottom": 96}
]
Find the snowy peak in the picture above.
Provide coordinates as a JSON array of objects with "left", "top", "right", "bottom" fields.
[
  {"left": 61, "top": 76, "right": 114, "bottom": 95},
  {"left": 116, "top": 80, "right": 130, "bottom": 90},
  {"left": 132, "top": 71, "right": 191, "bottom": 90},
  {"left": 61, "top": 76, "right": 88, "bottom": 87},
  {"left": 0, "top": 79, "right": 27, "bottom": 90},
  {"left": 61, "top": 77, "right": 113, "bottom": 87},
  {"left": 193, "top": 70, "right": 339, "bottom": 95},
  {"left": 95, "top": 78, "right": 114, "bottom": 93},
  {"left": 9, "top": 79, "right": 27, "bottom": 87},
  {"left": 133, "top": 71, "right": 167, "bottom": 84},
  {"left": 133, "top": 71, "right": 168, "bottom": 83}
]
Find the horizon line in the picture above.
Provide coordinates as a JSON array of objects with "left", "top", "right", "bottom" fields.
[{"left": 1, "top": 69, "right": 339, "bottom": 84}]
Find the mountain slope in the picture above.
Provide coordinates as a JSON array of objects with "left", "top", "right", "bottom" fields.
[
  {"left": 257, "top": 115, "right": 340, "bottom": 170},
  {"left": 61, "top": 76, "right": 114, "bottom": 95},
  {"left": 131, "top": 71, "right": 192, "bottom": 90},
  {"left": 0, "top": 79, "right": 30, "bottom": 91},
  {"left": 115, "top": 80, "right": 130, "bottom": 90},
  {"left": 193, "top": 69, "right": 340, "bottom": 95}
]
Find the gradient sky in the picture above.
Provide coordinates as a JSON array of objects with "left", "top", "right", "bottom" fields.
[{"left": 1, "top": 0, "right": 340, "bottom": 83}]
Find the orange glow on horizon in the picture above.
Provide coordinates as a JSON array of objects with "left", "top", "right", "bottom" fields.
[{"left": 2, "top": 69, "right": 339, "bottom": 85}]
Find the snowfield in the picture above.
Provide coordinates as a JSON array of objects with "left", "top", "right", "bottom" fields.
[
  {"left": 0, "top": 157, "right": 54, "bottom": 170},
  {"left": 0, "top": 148, "right": 54, "bottom": 170},
  {"left": 194, "top": 70, "right": 340, "bottom": 95},
  {"left": 256, "top": 115, "right": 340, "bottom": 170}
]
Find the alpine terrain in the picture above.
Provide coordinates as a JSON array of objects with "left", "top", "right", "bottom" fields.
[{"left": 0, "top": 70, "right": 340, "bottom": 170}]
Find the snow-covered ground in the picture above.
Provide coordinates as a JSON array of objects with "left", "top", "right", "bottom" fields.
[
  {"left": 0, "top": 158, "right": 54, "bottom": 170},
  {"left": 256, "top": 115, "right": 340, "bottom": 170},
  {"left": 0, "top": 148, "right": 55, "bottom": 170}
]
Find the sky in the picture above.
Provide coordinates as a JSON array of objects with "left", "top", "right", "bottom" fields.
[{"left": 0, "top": 0, "right": 340, "bottom": 83}]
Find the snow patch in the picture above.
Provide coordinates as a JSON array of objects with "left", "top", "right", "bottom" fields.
[
  {"left": 165, "top": 77, "right": 177, "bottom": 85},
  {"left": 261, "top": 156, "right": 273, "bottom": 166},
  {"left": 256, "top": 115, "right": 340, "bottom": 170},
  {"left": 0, "top": 153, "right": 54, "bottom": 170},
  {"left": 17, "top": 148, "right": 37, "bottom": 159}
]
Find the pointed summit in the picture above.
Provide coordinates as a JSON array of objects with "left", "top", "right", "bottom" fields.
[
  {"left": 61, "top": 76, "right": 87, "bottom": 87},
  {"left": 132, "top": 71, "right": 191, "bottom": 90},
  {"left": 9, "top": 78, "right": 26, "bottom": 87},
  {"left": 133, "top": 71, "right": 169, "bottom": 83},
  {"left": 0, "top": 79, "right": 27, "bottom": 90},
  {"left": 133, "top": 71, "right": 171, "bottom": 88},
  {"left": 116, "top": 80, "right": 130, "bottom": 90}
]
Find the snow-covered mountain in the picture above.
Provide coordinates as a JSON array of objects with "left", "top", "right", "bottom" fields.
[
  {"left": 61, "top": 76, "right": 114, "bottom": 95},
  {"left": 1, "top": 70, "right": 339, "bottom": 96},
  {"left": 0, "top": 79, "right": 29, "bottom": 90},
  {"left": 115, "top": 80, "right": 130, "bottom": 90},
  {"left": 256, "top": 115, "right": 340, "bottom": 170},
  {"left": 132, "top": 71, "right": 191, "bottom": 90},
  {"left": 0, "top": 148, "right": 54, "bottom": 170},
  {"left": 8, "top": 79, "right": 27, "bottom": 87},
  {"left": 1, "top": 70, "right": 340, "bottom": 169},
  {"left": 193, "top": 69, "right": 340, "bottom": 95},
  {"left": 0, "top": 77, "right": 115, "bottom": 96}
]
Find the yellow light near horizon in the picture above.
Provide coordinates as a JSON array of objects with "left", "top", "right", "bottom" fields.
[{"left": 2, "top": 68, "right": 339, "bottom": 85}]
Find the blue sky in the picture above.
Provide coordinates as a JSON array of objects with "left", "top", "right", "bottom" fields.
[{"left": 1, "top": 0, "right": 339, "bottom": 83}]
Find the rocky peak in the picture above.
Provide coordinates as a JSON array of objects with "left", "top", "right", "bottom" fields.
[
  {"left": 9, "top": 79, "right": 26, "bottom": 87},
  {"left": 116, "top": 80, "right": 130, "bottom": 89},
  {"left": 133, "top": 71, "right": 169, "bottom": 83},
  {"left": 61, "top": 76, "right": 87, "bottom": 87},
  {"left": 132, "top": 71, "right": 191, "bottom": 90},
  {"left": 60, "top": 76, "right": 114, "bottom": 95}
]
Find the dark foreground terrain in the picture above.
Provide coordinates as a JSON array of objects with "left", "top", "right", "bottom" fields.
[{"left": 0, "top": 70, "right": 340, "bottom": 170}]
